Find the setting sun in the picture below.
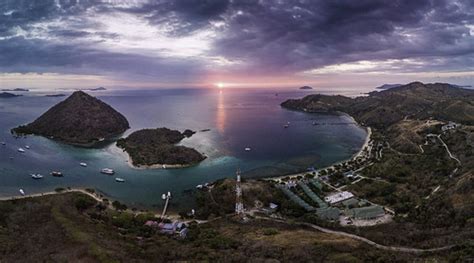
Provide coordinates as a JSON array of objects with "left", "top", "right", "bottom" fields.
[{"left": 216, "top": 82, "right": 225, "bottom": 88}]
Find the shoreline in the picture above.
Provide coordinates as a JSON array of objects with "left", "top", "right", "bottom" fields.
[
  {"left": 0, "top": 187, "right": 182, "bottom": 219},
  {"left": 118, "top": 148, "right": 196, "bottom": 170},
  {"left": 266, "top": 122, "right": 372, "bottom": 182}
]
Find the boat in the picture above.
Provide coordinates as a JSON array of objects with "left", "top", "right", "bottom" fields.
[
  {"left": 115, "top": 177, "right": 125, "bottom": 183},
  {"left": 17, "top": 148, "right": 25, "bottom": 153},
  {"left": 245, "top": 147, "right": 251, "bottom": 151},
  {"left": 19, "top": 189, "right": 25, "bottom": 196},
  {"left": 50, "top": 171, "right": 63, "bottom": 177},
  {"left": 161, "top": 193, "right": 167, "bottom": 200},
  {"left": 80, "top": 162, "right": 88, "bottom": 167},
  {"left": 1, "top": 142, "right": 5, "bottom": 145},
  {"left": 31, "top": 174, "right": 44, "bottom": 179},
  {"left": 312, "top": 121, "right": 318, "bottom": 125},
  {"left": 25, "top": 145, "right": 30, "bottom": 149},
  {"left": 283, "top": 124, "right": 289, "bottom": 128},
  {"left": 101, "top": 168, "right": 115, "bottom": 175},
  {"left": 196, "top": 184, "right": 203, "bottom": 189},
  {"left": 162, "top": 164, "right": 167, "bottom": 169}
]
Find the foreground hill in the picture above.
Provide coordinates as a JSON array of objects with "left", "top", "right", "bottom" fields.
[
  {"left": 282, "top": 82, "right": 474, "bottom": 128},
  {"left": 12, "top": 91, "right": 129, "bottom": 146}
]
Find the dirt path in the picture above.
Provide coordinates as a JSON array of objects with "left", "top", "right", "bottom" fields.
[{"left": 255, "top": 216, "right": 455, "bottom": 253}]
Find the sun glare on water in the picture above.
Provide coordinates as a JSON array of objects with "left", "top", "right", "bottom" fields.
[{"left": 216, "top": 82, "right": 225, "bottom": 88}]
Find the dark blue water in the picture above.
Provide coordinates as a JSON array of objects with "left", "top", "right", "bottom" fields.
[{"left": 0, "top": 88, "right": 367, "bottom": 211}]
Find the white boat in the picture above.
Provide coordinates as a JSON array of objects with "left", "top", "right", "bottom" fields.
[
  {"left": 245, "top": 147, "right": 251, "bottom": 151},
  {"left": 162, "top": 164, "right": 167, "bottom": 169},
  {"left": 161, "top": 193, "right": 167, "bottom": 200},
  {"left": 101, "top": 168, "right": 115, "bottom": 175},
  {"left": 31, "top": 174, "right": 44, "bottom": 179},
  {"left": 19, "top": 189, "right": 25, "bottom": 196},
  {"left": 18, "top": 148, "right": 25, "bottom": 153},
  {"left": 80, "top": 162, "right": 88, "bottom": 167},
  {"left": 115, "top": 177, "right": 125, "bottom": 183},
  {"left": 25, "top": 145, "right": 30, "bottom": 149},
  {"left": 196, "top": 184, "right": 203, "bottom": 189}
]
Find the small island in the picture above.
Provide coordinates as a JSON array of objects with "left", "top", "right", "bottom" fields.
[
  {"left": 117, "top": 128, "right": 206, "bottom": 169},
  {"left": 45, "top": 94, "right": 67, "bottom": 97},
  {"left": 299, "top": 86, "right": 313, "bottom": 90},
  {"left": 1, "top": 88, "right": 29, "bottom": 92},
  {"left": 0, "top": 92, "right": 22, "bottom": 98},
  {"left": 12, "top": 91, "right": 129, "bottom": 147}
]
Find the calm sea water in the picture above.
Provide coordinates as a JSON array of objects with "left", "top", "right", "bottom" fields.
[{"left": 0, "top": 88, "right": 367, "bottom": 211}]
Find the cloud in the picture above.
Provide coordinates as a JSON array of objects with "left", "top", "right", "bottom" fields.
[{"left": 0, "top": 0, "right": 473, "bottom": 88}]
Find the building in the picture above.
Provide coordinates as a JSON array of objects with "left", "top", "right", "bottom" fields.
[
  {"left": 342, "top": 198, "right": 359, "bottom": 208},
  {"left": 324, "top": 191, "right": 355, "bottom": 204},
  {"left": 316, "top": 207, "right": 341, "bottom": 221},
  {"left": 348, "top": 205, "right": 385, "bottom": 220},
  {"left": 442, "top": 122, "right": 460, "bottom": 132}
]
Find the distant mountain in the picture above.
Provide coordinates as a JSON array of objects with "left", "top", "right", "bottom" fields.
[
  {"left": 375, "top": 84, "right": 402, "bottom": 90},
  {"left": 0, "top": 92, "right": 22, "bottom": 98},
  {"left": 12, "top": 91, "right": 129, "bottom": 146},
  {"left": 89, "top": 87, "right": 106, "bottom": 91},
  {"left": 282, "top": 82, "right": 474, "bottom": 128},
  {"left": 299, "top": 86, "right": 313, "bottom": 90},
  {"left": 45, "top": 94, "right": 67, "bottom": 97},
  {"left": 1, "top": 88, "right": 29, "bottom": 92}
]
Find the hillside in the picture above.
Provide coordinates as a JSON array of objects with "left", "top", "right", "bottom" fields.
[
  {"left": 282, "top": 82, "right": 474, "bottom": 128},
  {"left": 12, "top": 91, "right": 129, "bottom": 146}
]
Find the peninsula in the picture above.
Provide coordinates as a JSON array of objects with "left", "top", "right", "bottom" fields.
[
  {"left": 117, "top": 128, "right": 206, "bottom": 168},
  {"left": 12, "top": 91, "right": 129, "bottom": 147}
]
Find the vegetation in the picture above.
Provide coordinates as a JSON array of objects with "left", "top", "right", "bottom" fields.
[
  {"left": 0, "top": 192, "right": 455, "bottom": 262},
  {"left": 12, "top": 91, "right": 129, "bottom": 146},
  {"left": 116, "top": 128, "right": 205, "bottom": 166}
]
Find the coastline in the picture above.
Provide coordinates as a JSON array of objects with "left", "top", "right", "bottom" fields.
[
  {"left": 111, "top": 139, "right": 202, "bottom": 170},
  {"left": 266, "top": 121, "right": 372, "bottom": 182},
  {"left": 0, "top": 187, "right": 181, "bottom": 219}
]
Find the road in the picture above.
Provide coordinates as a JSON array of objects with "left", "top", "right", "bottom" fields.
[
  {"left": 437, "top": 134, "right": 461, "bottom": 165},
  {"left": 255, "top": 216, "right": 455, "bottom": 253}
]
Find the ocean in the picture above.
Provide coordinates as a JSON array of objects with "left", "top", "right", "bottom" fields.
[{"left": 0, "top": 88, "right": 367, "bottom": 211}]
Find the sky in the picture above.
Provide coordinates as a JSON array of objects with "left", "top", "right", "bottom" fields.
[{"left": 0, "top": 0, "right": 473, "bottom": 90}]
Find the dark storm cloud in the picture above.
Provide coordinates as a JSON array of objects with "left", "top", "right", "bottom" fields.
[{"left": 0, "top": 0, "right": 473, "bottom": 80}]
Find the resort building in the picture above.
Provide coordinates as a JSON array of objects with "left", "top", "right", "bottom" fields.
[
  {"left": 348, "top": 205, "right": 385, "bottom": 220},
  {"left": 316, "top": 207, "right": 341, "bottom": 221},
  {"left": 324, "top": 191, "right": 355, "bottom": 204}
]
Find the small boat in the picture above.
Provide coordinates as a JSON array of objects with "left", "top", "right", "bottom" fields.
[
  {"left": 115, "top": 177, "right": 125, "bottom": 183},
  {"left": 50, "top": 171, "right": 63, "bottom": 177},
  {"left": 80, "top": 162, "right": 87, "bottom": 167},
  {"left": 31, "top": 174, "right": 44, "bottom": 180},
  {"left": 283, "top": 124, "right": 289, "bottom": 128},
  {"left": 1, "top": 142, "right": 5, "bottom": 145},
  {"left": 25, "top": 145, "right": 30, "bottom": 149},
  {"left": 196, "top": 184, "right": 203, "bottom": 189},
  {"left": 161, "top": 193, "right": 167, "bottom": 200},
  {"left": 101, "top": 168, "right": 115, "bottom": 175},
  {"left": 312, "top": 121, "right": 318, "bottom": 125},
  {"left": 19, "top": 189, "right": 25, "bottom": 196},
  {"left": 162, "top": 164, "right": 167, "bottom": 169},
  {"left": 18, "top": 148, "right": 25, "bottom": 153},
  {"left": 245, "top": 147, "right": 251, "bottom": 151},
  {"left": 98, "top": 138, "right": 105, "bottom": 142},
  {"left": 167, "top": 191, "right": 171, "bottom": 198}
]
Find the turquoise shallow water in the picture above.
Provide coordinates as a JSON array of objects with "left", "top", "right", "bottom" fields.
[{"left": 0, "top": 88, "right": 367, "bottom": 211}]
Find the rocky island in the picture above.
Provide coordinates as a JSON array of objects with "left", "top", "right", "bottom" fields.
[
  {"left": 117, "top": 128, "right": 206, "bottom": 168},
  {"left": 299, "top": 85, "right": 313, "bottom": 90},
  {"left": 12, "top": 91, "right": 129, "bottom": 147}
]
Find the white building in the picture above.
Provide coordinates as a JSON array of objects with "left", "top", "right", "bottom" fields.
[
  {"left": 324, "top": 191, "right": 355, "bottom": 204},
  {"left": 442, "top": 122, "right": 460, "bottom": 132}
]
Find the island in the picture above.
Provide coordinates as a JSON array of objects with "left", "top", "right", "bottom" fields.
[
  {"left": 45, "top": 94, "right": 67, "bottom": 97},
  {"left": 12, "top": 91, "right": 129, "bottom": 147},
  {"left": 0, "top": 92, "right": 22, "bottom": 98},
  {"left": 116, "top": 128, "right": 206, "bottom": 168},
  {"left": 299, "top": 85, "right": 313, "bottom": 90},
  {"left": 1, "top": 88, "right": 29, "bottom": 92},
  {"left": 88, "top": 87, "right": 107, "bottom": 91}
]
